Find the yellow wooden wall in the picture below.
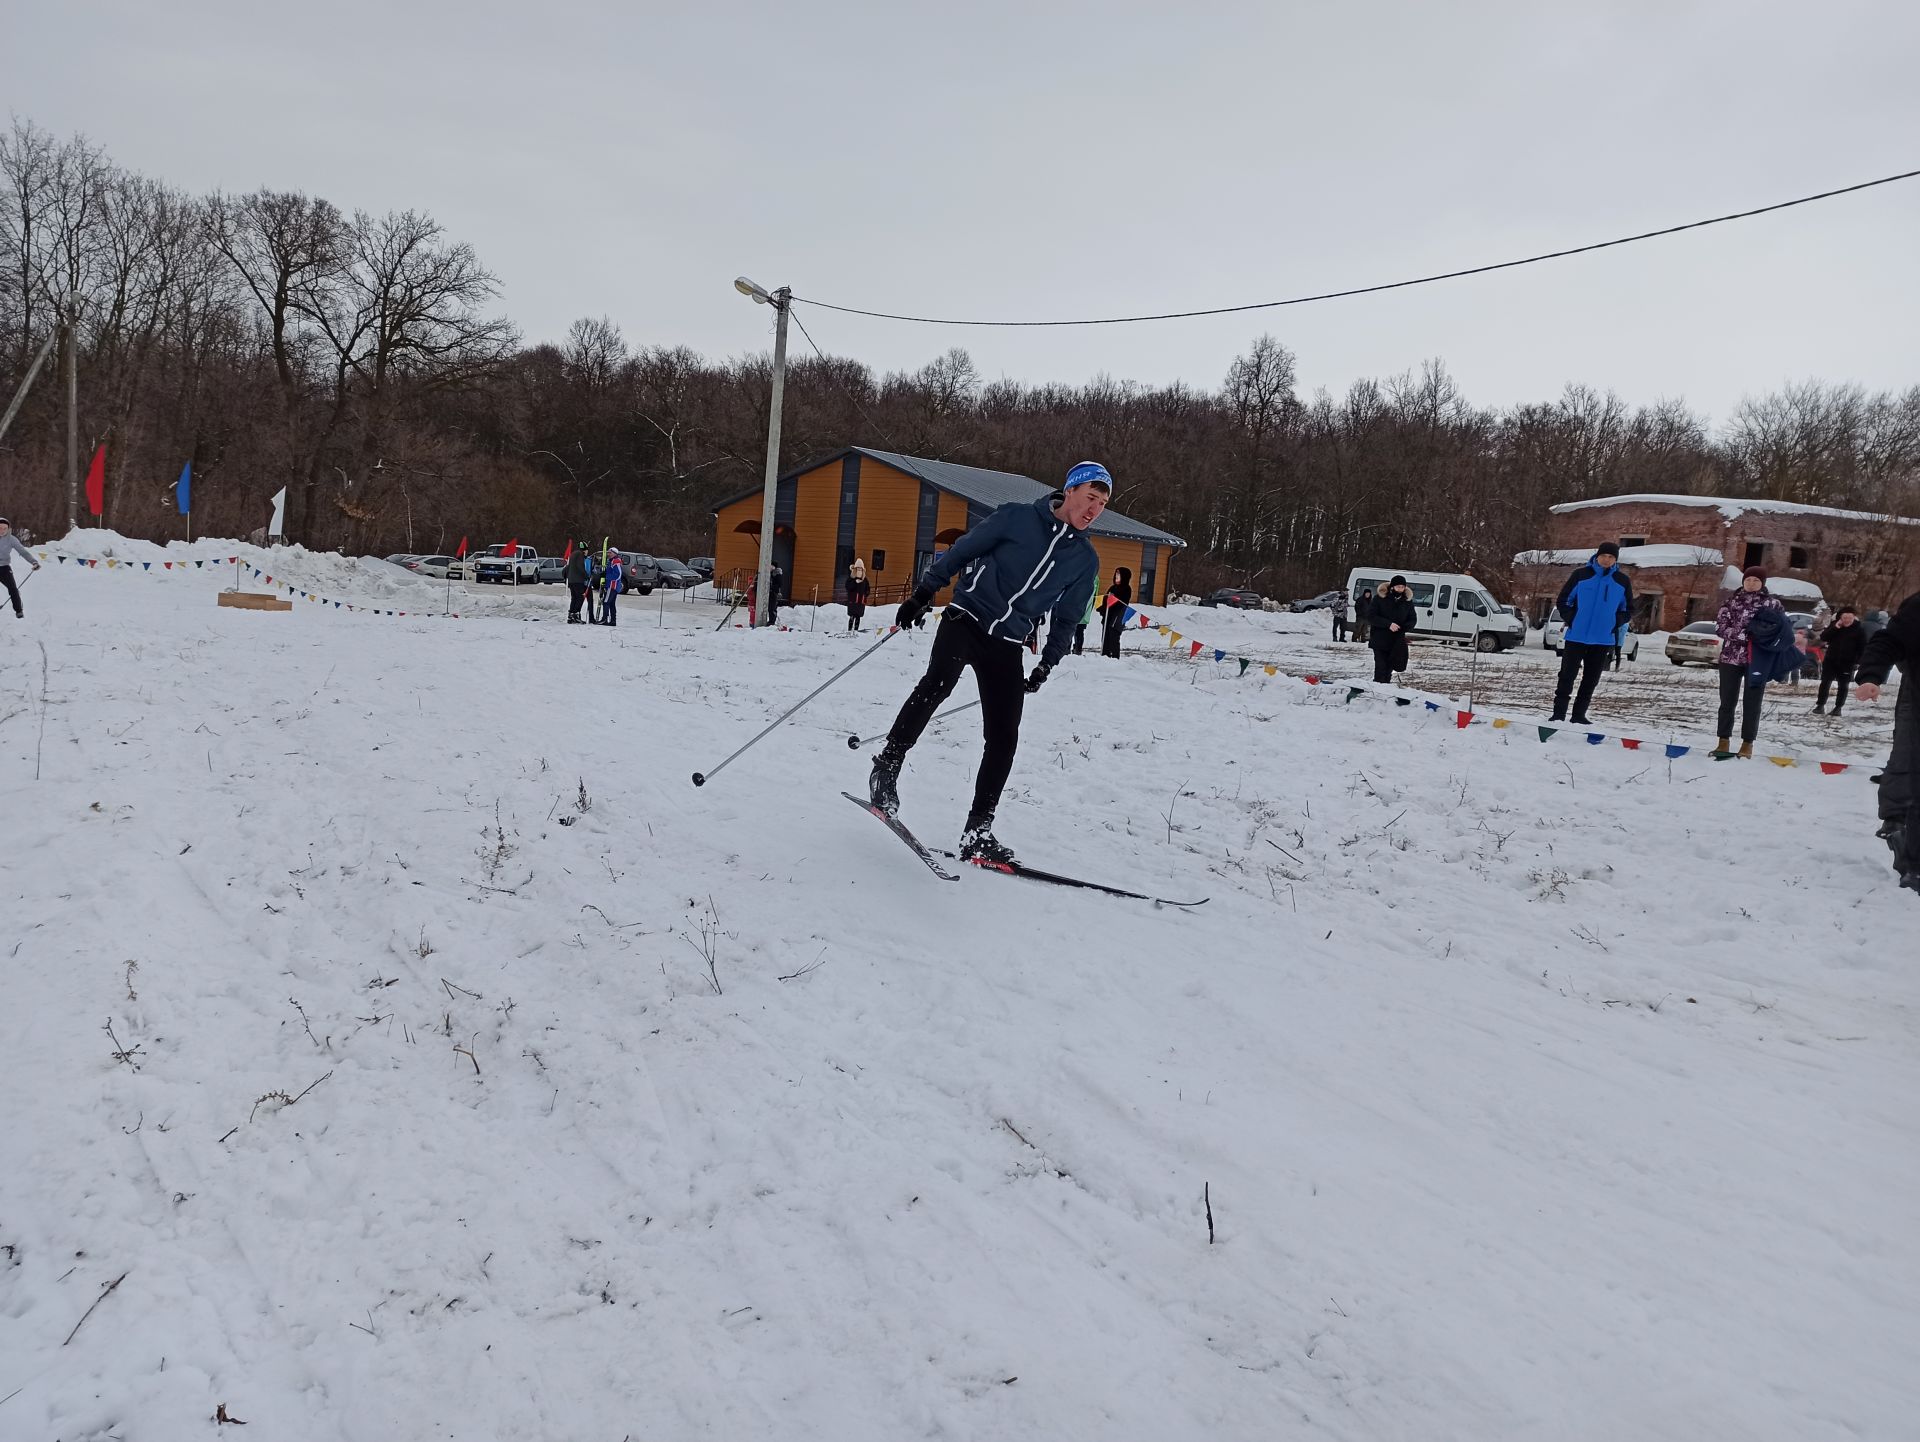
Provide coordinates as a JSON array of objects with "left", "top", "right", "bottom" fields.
[
  {"left": 790, "top": 460, "right": 840, "bottom": 605},
  {"left": 713, "top": 496, "right": 762, "bottom": 592},
  {"left": 851, "top": 460, "right": 923, "bottom": 597}
]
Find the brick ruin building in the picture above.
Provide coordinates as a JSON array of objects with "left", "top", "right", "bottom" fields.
[{"left": 1511, "top": 493, "right": 1920, "bottom": 632}]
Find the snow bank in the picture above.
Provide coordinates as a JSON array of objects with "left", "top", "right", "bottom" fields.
[
  {"left": 1548, "top": 493, "right": 1920, "bottom": 526},
  {"left": 1516, "top": 545, "right": 1724, "bottom": 568}
]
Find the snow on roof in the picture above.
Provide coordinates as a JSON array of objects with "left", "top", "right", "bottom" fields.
[
  {"left": 1513, "top": 544, "right": 1724, "bottom": 569},
  {"left": 1547, "top": 493, "right": 1920, "bottom": 526},
  {"left": 1718, "top": 566, "right": 1824, "bottom": 600}
]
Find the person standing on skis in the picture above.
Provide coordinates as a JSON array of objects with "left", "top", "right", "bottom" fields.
[
  {"left": 0, "top": 519, "right": 41, "bottom": 618},
  {"left": 868, "top": 461, "right": 1109, "bottom": 864}
]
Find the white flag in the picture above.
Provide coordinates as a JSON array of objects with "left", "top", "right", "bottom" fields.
[{"left": 268, "top": 486, "right": 286, "bottom": 538}]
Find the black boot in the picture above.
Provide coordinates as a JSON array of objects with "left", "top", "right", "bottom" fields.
[
  {"left": 869, "top": 745, "right": 904, "bottom": 817},
  {"left": 959, "top": 813, "right": 1017, "bottom": 866}
]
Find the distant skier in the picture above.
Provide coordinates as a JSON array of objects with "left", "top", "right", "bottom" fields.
[
  {"left": 0, "top": 518, "right": 41, "bottom": 618},
  {"left": 868, "top": 461, "right": 1110, "bottom": 865},
  {"left": 601, "top": 551, "right": 624, "bottom": 626},
  {"left": 565, "top": 545, "right": 590, "bottom": 622},
  {"left": 1852, "top": 589, "right": 1918, "bottom": 893},
  {"left": 846, "top": 558, "right": 870, "bottom": 632},
  {"left": 1366, "top": 576, "right": 1417, "bottom": 685},
  {"left": 1550, "top": 542, "right": 1633, "bottom": 724}
]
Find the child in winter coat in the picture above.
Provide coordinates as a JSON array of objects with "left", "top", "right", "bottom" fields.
[
  {"left": 1814, "top": 607, "right": 1866, "bottom": 715},
  {"left": 601, "top": 553, "right": 623, "bottom": 626},
  {"left": 1714, "top": 567, "right": 1787, "bottom": 756}
]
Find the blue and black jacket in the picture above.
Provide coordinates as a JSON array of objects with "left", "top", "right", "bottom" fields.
[
  {"left": 924, "top": 493, "right": 1101, "bottom": 669},
  {"left": 1555, "top": 556, "right": 1634, "bottom": 647}
]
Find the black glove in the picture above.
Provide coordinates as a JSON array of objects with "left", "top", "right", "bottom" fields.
[
  {"left": 894, "top": 586, "right": 936, "bottom": 631},
  {"left": 1023, "top": 662, "right": 1051, "bottom": 694}
]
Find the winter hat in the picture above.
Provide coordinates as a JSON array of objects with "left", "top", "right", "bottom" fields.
[
  {"left": 1389, "top": 574, "right": 1407, "bottom": 587},
  {"left": 1596, "top": 540, "right": 1620, "bottom": 557},
  {"left": 1742, "top": 565, "right": 1768, "bottom": 582},
  {"left": 1064, "top": 460, "right": 1114, "bottom": 495}
]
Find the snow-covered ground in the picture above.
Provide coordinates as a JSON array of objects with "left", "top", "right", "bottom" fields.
[{"left": 3, "top": 536, "right": 1916, "bottom": 1440}]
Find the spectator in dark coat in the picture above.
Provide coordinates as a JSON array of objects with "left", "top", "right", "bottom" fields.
[
  {"left": 1100, "top": 566, "right": 1133, "bottom": 658},
  {"left": 1814, "top": 607, "right": 1866, "bottom": 714},
  {"left": 564, "top": 546, "right": 590, "bottom": 623},
  {"left": 1854, "top": 590, "right": 1920, "bottom": 893},
  {"left": 1367, "top": 576, "right": 1417, "bottom": 685},
  {"left": 846, "top": 558, "right": 871, "bottom": 632},
  {"left": 765, "top": 563, "right": 784, "bottom": 627},
  {"left": 1331, "top": 589, "right": 1349, "bottom": 642},
  {"left": 1550, "top": 542, "right": 1634, "bottom": 724},
  {"left": 1351, "top": 588, "right": 1373, "bottom": 647}
]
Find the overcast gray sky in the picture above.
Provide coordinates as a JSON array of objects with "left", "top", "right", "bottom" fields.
[{"left": 7, "top": 0, "right": 1916, "bottom": 424}]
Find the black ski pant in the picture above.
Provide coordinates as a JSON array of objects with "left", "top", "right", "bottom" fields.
[
  {"left": 1553, "top": 641, "right": 1610, "bottom": 719},
  {"left": 1101, "top": 610, "right": 1125, "bottom": 658},
  {"left": 885, "top": 611, "right": 1025, "bottom": 825},
  {"left": 1372, "top": 651, "right": 1394, "bottom": 684},
  {"left": 1816, "top": 662, "right": 1853, "bottom": 711},
  {"left": 1, "top": 564, "right": 19, "bottom": 617},
  {"left": 568, "top": 582, "right": 587, "bottom": 621},
  {"left": 1332, "top": 615, "right": 1347, "bottom": 642},
  {"left": 1073, "top": 623, "right": 1086, "bottom": 655},
  {"left": 1716, "top": 663, "right": 1765, "bottom": 742},
  {"left": 848, "top": 610, "right": 863, "bottom": 632}
]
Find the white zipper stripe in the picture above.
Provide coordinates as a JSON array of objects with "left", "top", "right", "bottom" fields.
[{"left": 992, "top": 523, "right": 1069, "bottom": 634}]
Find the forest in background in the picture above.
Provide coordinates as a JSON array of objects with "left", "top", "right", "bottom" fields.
[{"left": 4, "top": 116, "right": 1918, "bottom": 599}]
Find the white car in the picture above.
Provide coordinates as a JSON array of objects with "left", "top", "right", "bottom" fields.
[
  {"left": 414, "top": 555, "right": 457, "bottom": 579},
  {"left": 1543, "top": 617, "right": 1641, "bottom": 661}
]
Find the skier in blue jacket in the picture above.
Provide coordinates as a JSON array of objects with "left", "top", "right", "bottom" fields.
[
  {"left": 1550, "top": 542, "right": 1635, "bottom": 724},
  {"left": 600, "top": 552, "right": 624, "bottom": 626},
  {"left": 869, "top": 461, "right": 1110, "bottom": 864}
]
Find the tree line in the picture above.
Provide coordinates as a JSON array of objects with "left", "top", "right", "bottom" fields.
[{"left": 4, "top": 115, "right": 1917, "bottom": 599}]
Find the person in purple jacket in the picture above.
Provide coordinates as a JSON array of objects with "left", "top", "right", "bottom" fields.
[{"left": 1714, "top": 567, "right": 1786, "bottom": 757}]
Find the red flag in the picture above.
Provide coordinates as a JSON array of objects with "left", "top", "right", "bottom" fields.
[
  {"left": 503, "top": 539, "right": 518, "bottom": 557},
  {"left": 562, "top": 539, "right": 573, "bottom": 562},
  {"left": 1819, "top": 762, "right": 1848, "bottom": 775},
  {"left": 1188, "top": 640, "right": 1204, "bottom": 658},
  {"left": 84, "top": 444, "right": 106, "bottom": 517},
  {"left": 1456, "top": 711, "right": 1472, "bottom": 729},
  {"left": 1620, "top": 738, "right": 1642, "bottom": 750},
  {"left": 454, "top": 536, "right": 468, "bottom": 559}
]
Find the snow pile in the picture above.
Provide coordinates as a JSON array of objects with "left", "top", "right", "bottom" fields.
[
  {"left": 1718, "top": 566, "right": 1824, "bottom": 602},
  {"left": 1516, "top": 545, "right": 1724, "bottom": 568},
  {"left": 1, "top": 572, "right": 1916, "bottom": 1439},
  {"left": 1548, "top": 493, "right": 1920, "bottom": 527}
]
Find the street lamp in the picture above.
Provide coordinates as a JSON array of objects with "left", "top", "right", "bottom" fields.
[{"left": 735, "top": 275, "right": 789, "bottom": 626}]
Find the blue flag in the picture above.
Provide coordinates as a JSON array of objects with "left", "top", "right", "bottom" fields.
[{"left": 175, "top": 461, "right": 191, "bottom": 515}]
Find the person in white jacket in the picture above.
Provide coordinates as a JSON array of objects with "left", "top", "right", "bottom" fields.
[{"left": 0, "top": 518, "right": 41, "bottom": 618}]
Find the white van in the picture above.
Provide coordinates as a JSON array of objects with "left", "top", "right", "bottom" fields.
[{"left": 1346, "top": 568, "right": 1526, "bottom": 652}]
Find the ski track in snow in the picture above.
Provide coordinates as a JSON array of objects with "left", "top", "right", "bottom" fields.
[{"left": 1, "top": 544, "right": 1916, "bottom": 1441}]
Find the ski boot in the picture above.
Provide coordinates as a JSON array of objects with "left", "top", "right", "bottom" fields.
[
  {"left": 868, "top": 744, "right": 905, "bottom": 817},
  {"left": 959, "top": 813, "right": 1018, "bottom": 867}
]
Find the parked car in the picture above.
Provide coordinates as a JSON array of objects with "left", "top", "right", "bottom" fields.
[
  {"left": 687, "top": 556, "right": 715, "bottom": 579},
  {"left": 1287, "top": 589, "right": 1345, "bottom": 613},
  {"left": 535, "top": 555, "right": 567, "bottom": 584},
  {"left": 1664, "top": 620, "right": 1722, "bottom": 666},
  {"left": 1201, "top": 588, "right": 1265, "bottom": 609},
  {"left": 655, "top": 558, "right": 701, "bottom": 589},
  {"left": 1543, "top": 616, "right": 1641, "bottom": 662},
  {"left": 384, "top": 553, "right": 424, "bottom": 572},
  {"left": 1347, "top": 568, "right": 1526, "bottom": 652},
  {"left": 607, "top": 550, "right": 656, "bottom": 594},
  {"left": 474, "top": 543, "right": 542, "bottom": 584},
  {"left": 415, "top": 555, "right": 456, "bottom": 579}
]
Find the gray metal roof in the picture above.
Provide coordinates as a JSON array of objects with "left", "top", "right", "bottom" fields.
[{"left": 713, "top": 446, "right": 1186, "bottom": 549}]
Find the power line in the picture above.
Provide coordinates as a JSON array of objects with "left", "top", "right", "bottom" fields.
[{"left": 792, "top": 168, "right": 1920, "bottom": 328}]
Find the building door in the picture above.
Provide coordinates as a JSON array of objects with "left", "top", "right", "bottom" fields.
[{"left": 1632, "top": 591, "right": 1661, "bottom": 633}]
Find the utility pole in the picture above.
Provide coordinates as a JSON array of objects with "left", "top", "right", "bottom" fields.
[
  {"left": 735, "top": 277, "right": 790, "bottom": 627},
  {"left": 0, "top": 328, "right": 56, "bottom": 447},
  {"left": 65, "top": 291, "right": 80, "bottom": 531}
]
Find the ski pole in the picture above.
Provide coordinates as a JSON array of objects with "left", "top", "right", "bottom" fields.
[
  {"left": 693, "top": 627, "right": 900, "bottom": 788},
  {"left": 847, "top": 698, "right": 979, "bottom": 749}
]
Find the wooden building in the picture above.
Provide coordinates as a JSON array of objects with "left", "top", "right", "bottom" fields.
[{"left": 711, "top": 447, "right": 1186, "bottom": 609}]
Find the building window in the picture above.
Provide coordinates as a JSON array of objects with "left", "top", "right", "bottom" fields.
[
  {"left": 1683, "top": 595, "right": 1707, "bottom": 624},
  {"left": 1619, "top": 535, "right": 1647, "bottom": 548},
  {"left": 1835, "top": 552, "right": 1861, "bottom": 572},
  {"left": 1742, "top": 541, "right": 1768, "bottom": 568},
  {"left": 871, "top": 549, "right": 886, "bottom": 572},
  {"left": 1788, "top": 545, "right": 1810, "bottom": 569}
]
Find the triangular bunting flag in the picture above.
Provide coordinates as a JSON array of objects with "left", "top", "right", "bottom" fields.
[
  {"left": 1238, "top": 658, "right": 1250, "bottom": 676},
  {"left": 1620, "top": 738, "right": 1641, "bottom": 750},
  {"left": 1586, "top": 733, "right": 1604, "bottom": 745},
  {"left": 1456, "top": 711, "right": 1472, "bottom": 728},
  {"left": 1346, "top": 686, "right": 1362, "bottom": 702},
  {"left": 1769, "top": 756, "right": 1795, "bottom": 768},
  {"left": 1665, "top": 744, "right": 1689, "bottom": 758},
  {"left": 1264, "top": 665, "right": 1278, "bottom": 676},
  {"left": 1712, "top": 748, "right": 1736, "bottom": 761},
  {"left": 1491, "top": 717, "right": 1511, "bottom": 729},
  {"left": 1188, "top": 640, "right": 1204, "bottom": 657},
  {"left": 1304, "top": 675, "right": 1320, "bottom": 685},
  {"left": 163, "top": 561, "right": 172, "bottom": 570},
  {"left": 1819, "top": 762, "right": 1847, "bottom": 775},
  {"left": 1538, "top": 726, "right": 1557, "bottom": 741},
  {"left": 1213, "top": 648, "right": 1225, "bottom": 662},
  {"left": 1157, "top": 625, "right": 1170, "bottom": 636},
  {"left": 141, "top": 562, "right": 150, "bottom": 571},
  {"left": 1122, "top": 606, "right": 1138, "bottom": 625},
  {"left": 1424, "top": 700, "right": 1438, "bottom": 712}
]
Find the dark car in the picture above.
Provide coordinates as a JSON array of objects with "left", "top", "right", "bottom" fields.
[
  {"left": 687, "top": 556, "right": 715, "bottom": 579},
  {"left": 1287, "top": 589, "right": 1345, "bottom": 613},
  {"left": 607, "top": 550, "right": 656, "bottom": 594},
  {"left": 654, "top": 558, "right": 702, "bottom": 589},
  {"left": 1201, "top": 588, "right": 1264, "bottom": 609}
]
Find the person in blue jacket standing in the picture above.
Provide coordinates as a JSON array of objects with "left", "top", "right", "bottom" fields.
[
  {"left": 869, "top": 460, "right": 1109, "bottom": 865},
  {"left": 600, "top": 551, "right": 624, "bottom": 626},
  {"left": 1550, "top": 541, "right": 1635, "bottom": 724}
]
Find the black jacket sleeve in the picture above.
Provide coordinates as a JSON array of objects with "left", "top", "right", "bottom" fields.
[
  {"left": 1855, "top": 593, "right": 1920, "bottom": 687},
  {"left": 1613, "top": 568, "right": 1634, "bottom": 631}
]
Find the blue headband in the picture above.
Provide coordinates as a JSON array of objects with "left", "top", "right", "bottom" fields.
[{"left": 1064, "top": 461, "right": 1114, "bottom": 495}]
